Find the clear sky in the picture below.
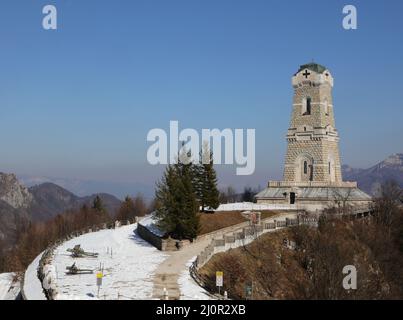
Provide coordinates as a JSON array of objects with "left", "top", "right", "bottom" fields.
[{"left": 0, "top": 0, "right": 402, "bottom": 197}]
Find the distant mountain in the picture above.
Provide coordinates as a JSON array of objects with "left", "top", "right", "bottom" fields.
[
  {"left": 28, "top": 183, "right": 122, "bottom": 221},
  {"left": 0, "top": 172, "right": 122, "bottom": 246},
  {"left": 18, "top": 175, "right": 154, "bottom": 199},
  {"left": 342, "top": 153, "right": 403, "bottom": 195}
]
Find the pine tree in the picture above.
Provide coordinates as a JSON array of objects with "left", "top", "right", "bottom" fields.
[
  {"left": 92, "top": 195, "right": 105, "bottom": 212},
  {"left": 197, "top": 142, "right": 220, "bottom": 212},
  {"left": 154, "top": 148, "right": 200, "bottom": 240},
  {"left": 91, "top": 195, "right": 108, "bottom": 222}
]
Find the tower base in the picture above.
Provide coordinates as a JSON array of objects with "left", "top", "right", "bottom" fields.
[{"left": 255, "top": 181, "right": 372, "bottom": 212}]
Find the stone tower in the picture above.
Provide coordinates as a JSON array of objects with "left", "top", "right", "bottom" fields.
[
  {"left": 283, "top": 62, "right": 342, "bottom": 184},
  {"left": 255, "top": 63, "right": 371, "bottom": 211}
]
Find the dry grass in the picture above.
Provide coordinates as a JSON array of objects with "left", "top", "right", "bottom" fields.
[
  {"left": 199, "top": 211, "right": 247, "bottom": 235},
  {"left": 198, "top": 210, "right": 278, "bottom": 235},
  {"left": 260, "top": 210, "right": 278, "bottom": 219}
]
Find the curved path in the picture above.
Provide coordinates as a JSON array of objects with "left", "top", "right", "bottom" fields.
[
  {"left": 151, "top": 219, "right": 264, "bottom": 300},
  {"left": 152, "top": 238, "right": 210, "bottom": 300}
]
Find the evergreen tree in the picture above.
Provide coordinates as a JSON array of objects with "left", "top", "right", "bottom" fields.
[
  {"left": 92, "top": 195, "right": 108, "bottom": 222},
  {"left": 197, "top": 142, "right": 220, "bottom": 212},
  {"left": 154, "top": 148, "right": 200, "bottom": 240},
  {"left": 92, "top": 195, "right": 105, "bottom": 212}
]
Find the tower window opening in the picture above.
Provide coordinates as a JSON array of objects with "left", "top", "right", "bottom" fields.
[
  {"left": 303, "top": 97, "right": 311, "bottom": 115},
  {"left": 303, "top": 161, "right": 308, "bottom": 174},
  {"left": 290, "top": 192, "right": 296, "bottom": 205},
  {"left": 328, "top": 162, "right": 331, "bottom": 174}
]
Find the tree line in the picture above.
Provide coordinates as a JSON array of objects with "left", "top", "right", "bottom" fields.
[
  {"left": 201, "top": 181, "right": 403, "bottom": 299},
  {"left": 0, "top": 194, "right": 149, "bottom": 273},
  {"left": 154, "top": 144, "right": 220, "bottom": 240}
]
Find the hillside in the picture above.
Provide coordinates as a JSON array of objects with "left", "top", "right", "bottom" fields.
[
  {"left": 343, "top": 153, "right": 403, "bottom": 195},
  {"left": 28, "top": 183, "right": 121, "bottom": 221},
  {"left": 199, "top": 212, "right": 403, "bottom": 299},
  {"left": 0, "top": 172, "right": 122, "bottom": 247}
]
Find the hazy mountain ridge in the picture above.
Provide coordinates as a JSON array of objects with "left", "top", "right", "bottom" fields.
[
  {"left": 0, "top": 173, "right": 122, "bottom": 246},
  {"left": 342, "top": 153, "right": 403, "bottom": 195}
]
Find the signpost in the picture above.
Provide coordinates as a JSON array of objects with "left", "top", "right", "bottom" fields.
[
  {"left": 216, "top": 271, "right": 223, "bottom": 296},
  {"left": 245, "top": 282, "right": 253, "bottom": 300},
  {"left": 96, "top": 271, "right": 103, "bottom": 298}
]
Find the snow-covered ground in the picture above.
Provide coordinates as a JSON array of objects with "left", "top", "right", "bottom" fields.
[
  {"left": 139, "top": 214, "right": 164, "bottom": 237},
  {"left": 216, "top": 202, "right": 295, "bottom": 211},
  {"left": 178, "top": 257, "right": 211, "bottom": 300},
  {"left": 23, "top": 251, "right": 47, "bottom": 300},
  {"left": 51, "top": 224, "right": 168, "bottom": 300},
  {"left": 0, "top": 273, "right": 20, "bottom": 300}
]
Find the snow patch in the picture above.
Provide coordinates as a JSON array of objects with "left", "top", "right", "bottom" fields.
[
  {"left": 139, "top": 214, "right": 165, "bottom": 237},
  {"left": 216, "top": 202, "right": 275, "bottom": 212},
  {"left": 178, "top": 257, "right": 212, "bottom": 300},
  {"left": 0, "top": 273, "right": 20, "bottom": 300},
  {"left": 23, "top": 251, "right": 47, "bottom": 300},
  {"left": 51, "top": 224, "right": 168, "bottom": 300}
]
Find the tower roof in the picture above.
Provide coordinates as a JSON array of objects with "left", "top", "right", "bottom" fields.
[{"left": 296, "top": 62, "right": 327, "bottom": 75}]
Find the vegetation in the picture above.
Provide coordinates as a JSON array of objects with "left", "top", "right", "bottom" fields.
[
  {"left": 219, "top": 186, "right": 238, "bottom": 203},
  {"left": 199, "top": 182, "right": 403, "bottom": 300},
  {"left": 154, "top": 144, "right": 221, "bottom": 240},
  {"left": 195, "top": 143, "right": 220, "bottom": 212},
  {"left": 199, "top": 212, "right": 248, "bottom": 235},
  {"left": 0, "top": 194, "right": 152, "bottom": 273},
  {"left": 115, "top": 194, "right": 147, "bottom": 221},
  {"left": 154, "top": 151, "right": 200, "bottom": 240}
]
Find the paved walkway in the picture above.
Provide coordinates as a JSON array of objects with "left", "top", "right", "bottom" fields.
[
  {"left": 151, "top": 220, "right": 262, "bottom": 300},
  {"left": 152, "top": 238, "right": 210, "bottom": 300}
]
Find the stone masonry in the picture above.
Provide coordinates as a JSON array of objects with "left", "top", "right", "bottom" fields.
[{"left": 255, "top": 63, "right": 372, "bottom": 211}]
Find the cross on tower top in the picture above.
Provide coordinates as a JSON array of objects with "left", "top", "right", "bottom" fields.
[{"left": 302, "top": 69, "right": 311, "bottom": 78}]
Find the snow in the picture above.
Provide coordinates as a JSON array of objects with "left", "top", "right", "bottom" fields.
[
  {"left": 178, "top": 257, "right": 212, "bottom": 300},
  {"left": 216, "top": 202, "right": 292, "bottom": 211},
  {"left": 23, "top": 251, "right": 47, "bottom": 300},
  {"left": 0, "top": 273, "right": 20, "bottom": 300},
  {"left": 139, "top": 214, "right": 165, "bottom": 237},
  {"left": 51, "top": 223, "right": 168, "bottom": 300}
]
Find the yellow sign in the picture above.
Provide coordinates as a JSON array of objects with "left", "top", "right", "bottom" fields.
[
  {"left": 216, "top": 271, "right": 223, "bottom": 287},
  {"left": 97, "top": 272, "right": 103, "bottom": 279}
]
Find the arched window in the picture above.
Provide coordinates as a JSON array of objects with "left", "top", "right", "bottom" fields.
[{"left": 303, "top": 161, "right": 308, "bottom": 174}]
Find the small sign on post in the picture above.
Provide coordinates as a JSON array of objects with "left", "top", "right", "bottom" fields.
[
  {"left": 245, "top": 282, "right": 253, "bottom": 300},
  {"left": 96, "top": 272, "right": 103, "bottom": 298},
  {"left": 216, "top": 271, "right": 223, "bottom": 295}
]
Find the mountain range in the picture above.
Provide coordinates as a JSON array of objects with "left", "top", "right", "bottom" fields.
[
  {"left": 0, "top": 173, "right": 121, "bottom": 246},
  {"left": 1, "top": 153, "right": 402, "bottom": 246},
  {"left": 342, "top": 153, "right": 403, "bottom": 195}
]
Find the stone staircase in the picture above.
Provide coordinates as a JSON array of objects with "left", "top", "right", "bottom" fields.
[{"left": 152, "top": 273, "right": 181, "bottom": 300}]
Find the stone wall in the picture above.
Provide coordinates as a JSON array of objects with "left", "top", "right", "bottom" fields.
[
  {"left": 193, "top": 212, "right": 304, "bottom": 269},
  {"left": 189, "top": 212, "right": 321, "bottom": 298}
]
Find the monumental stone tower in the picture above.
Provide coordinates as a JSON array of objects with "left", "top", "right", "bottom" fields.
[
  {"left": 284, "top": 63, "right": 342, "bottom": 184},
  {"left": 256, "top": 63, "right": 371, "bottom": 210}
]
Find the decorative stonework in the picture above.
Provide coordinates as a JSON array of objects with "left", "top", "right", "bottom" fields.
[{"left": 255, "top": 63, "right": 372, "bottom": 210}]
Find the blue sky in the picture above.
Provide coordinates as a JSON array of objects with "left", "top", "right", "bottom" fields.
[{"left": 0, "top": 0, "right": 402, "bottom": 197}]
